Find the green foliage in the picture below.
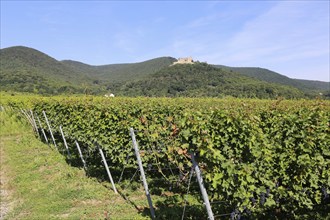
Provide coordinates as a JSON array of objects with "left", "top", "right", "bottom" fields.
[
  {"left": 62, "top": 57, "right": 177, "bottom": 83},
  {"left": 0, "top": 46, "right": 176, "bottom": 95},
  {"left": 1, "top": 46, "right": 328, "bottom": 99},
  {"left": 0, "top": 46, "right": 96, "bottom": 94},
  {"left": 117, "top": 63, "right": 305, "bottom": 99},
  {"left": 215, "top": 65, "right": 330, "bottom": 97},
  {"left": 5, "top": 95, "right": 329, "bottom": 219}
]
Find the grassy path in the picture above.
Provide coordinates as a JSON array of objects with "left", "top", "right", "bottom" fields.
[{"left": 0, "top": 112, "right": 149, "bottom": 219}]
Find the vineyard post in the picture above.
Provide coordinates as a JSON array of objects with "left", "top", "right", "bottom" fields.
[
  {"left": 42, "top": 110, "right": 58, "bottom": 149},
  {"left": 20, "top": 109, "right": 35, "bottom": 131},
  {"left": 28, "top": 110, "right": 39, "bottom": 135},
  {"left": 75, "top": 140, "right": 87, "bottom": 171},
  {"left": 36, "top": 113, "right": 49, "bottom": 144},
  {"left": 191, "top": 152, "right": 214, "bottom": 220},
  {"left": 30, "top": 110, "right": 40, "bottom": 139},
  {"left": 97, "top": 144, "right": 118, "bottom": 194},
  {"left": 59, "top": 125, "right": 71, "bottom": 158},
  {"left": 129, "top": 128, "right": 156, "bottom": 220}
]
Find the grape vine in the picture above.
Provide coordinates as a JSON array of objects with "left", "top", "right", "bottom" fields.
[{"left": 2, "top": 95, "right": 329, "bottom": 219}]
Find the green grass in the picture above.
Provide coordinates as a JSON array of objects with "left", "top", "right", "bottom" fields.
[{"left": 0, "top": 111, "right": 150, "bottom": 219}]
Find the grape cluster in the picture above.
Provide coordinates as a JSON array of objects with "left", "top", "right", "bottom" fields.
[
  {"left": 249, "top": 197, "right": 256, "bottom": 206},
  {"left": 266, "top": 188, "right": 270, "bottom": 197},
  {"left": 230, "top": 209, "right": 241, "bottom": 220},
  {"left": 243, "top": 207, "right": 251, "bottom": 215},
  {"left": 259, "top": 192, "right": 266, "bottom": 206},
  {"left": 321, "top": 186, "right": 329, "bottom": 200},
  {"left": 168, "top": 181, "right": 173, "bottom": 191},
  {"left": 147, "top": 163, "right": 152, "bottom": 171}
]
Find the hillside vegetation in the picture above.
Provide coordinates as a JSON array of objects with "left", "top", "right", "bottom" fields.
[
  {"left": 116, "top": 62, "right": 305, "bottom": 99},
  {"left": 62, "top": 57, "right": 176, "bottom": 83},
  {"left": 0, "top": 46, "right": 95, "bottom": 94},
  {"left": 1, "top": 46, "right": 328, "bottom": 98},
  {"left": 215, "top": 65, "right": 329, "bottom": 96}
]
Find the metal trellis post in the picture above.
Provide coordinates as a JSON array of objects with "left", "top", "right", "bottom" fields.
[
  {"left": 42, "top": 110, "right": 57, "bottom": 149},
  {"left": 30, "top": 110, "right": 40, "bottom": 139},
  {"left": 97, "top": 144, "right": 118, "bottom": 194},
  {"left": 36, "top": 114, "right": 49, "bottom": 144},
  {"left": 130, "top": 128, "right": 156, "bottom": 220},
  {"left": 20, "top": 109, "right": 34, "bottom": 130},
  {"left": 75, "top": 140, "right": 87, "bottom": 171},
  {"left": 59, "top": 125, "right": 71, "bottom": 158},
  {"left": 191, "top": 152, "right": 214, "bottom": 220}
]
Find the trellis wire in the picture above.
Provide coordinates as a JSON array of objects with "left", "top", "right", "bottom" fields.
[
  {"left": 213, "top": 213, "right": 232, "bottom": 218},
  {"left": 121, "top": 167, "right": 140, "bottom": 188},
  {"left": 210, "top": 201, "right": 229, "bottom": 204},
  {"left": 131, "top": 129, "right": 217, "bottom": 220},
  {"left": 15, "top": 109, "right": 226, "bottom": 220},
  {"left": 181, "top": 167, "right": 195, "bottom": 220},
  {"left": 132, "top": 129, "right": 217, "bottom": 220},
  {"left": 118, "top": 154, "right": 130, "bottom": 183},
  {"left": 167, "top": 162, "right": 176, "bottom": 176}
]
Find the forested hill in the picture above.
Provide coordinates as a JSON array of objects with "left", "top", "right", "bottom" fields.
[
  {"left": 0, "top": 46, "right": 176, "bottom": 94},
  {"left": 214, "top": 65, "right": 329, "bottom": 95},
  {"left": 0, "top": 46, "right": 94, "bottom": 94},
  {"left": 115, "top": 62, "right": 305, "bottom": 99},
  {"left": 0, "top": 46, "right": 328, "bottom": 98},
  {"left": 61, "top": 56, "right": 176, "bottom": 83}
]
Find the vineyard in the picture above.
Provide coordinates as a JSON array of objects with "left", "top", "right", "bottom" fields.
[{"left": 2, "top": 94, "right": 330, "bottom": 219}]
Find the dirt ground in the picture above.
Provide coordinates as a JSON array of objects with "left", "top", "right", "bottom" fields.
[{"left": 0, "top": 136, "right": 15, "bottom": 220}]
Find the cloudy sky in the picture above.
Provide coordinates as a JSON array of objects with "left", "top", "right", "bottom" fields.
[{"left": 1, "top": 1, "right": 329, "bottom": 81}]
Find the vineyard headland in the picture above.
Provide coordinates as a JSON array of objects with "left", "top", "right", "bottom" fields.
[{"left": 1, "top": 94, "right": 329, "bottom": 219}]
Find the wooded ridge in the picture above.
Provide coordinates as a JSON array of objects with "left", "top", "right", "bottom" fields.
[{"left": 1, "top": 46, "right": 328, "bottom": 98}]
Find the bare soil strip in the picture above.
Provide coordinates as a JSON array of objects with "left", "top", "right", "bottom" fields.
[{"left": 0, "top": 136, "right": 15, "bottom": 220}]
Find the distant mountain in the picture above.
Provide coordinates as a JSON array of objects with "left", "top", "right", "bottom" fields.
[
  {"left": 0, "top": 46, "right": 94, "bottom": 94},
  {"left": 0, "top": 46, "right": 176, "bottom": 94},
  {"left": 62, "top": 56, "right": 176, "bottom": 83},
  {"left": 294, "top": 79, "right": 329, "bottom": 91},
  {"left": 115, "top": 62, "right": 305, "bottom": 99},
  {"left": 0, "top": 46, "right": 328, "bottom": 98},
  {"left": 214, "top": 65, "right": 329, "bottom": 96}
]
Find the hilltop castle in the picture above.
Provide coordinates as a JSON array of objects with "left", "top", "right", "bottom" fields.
[{"left": 171, "top": 57, "right": 194, "bottom": 65}]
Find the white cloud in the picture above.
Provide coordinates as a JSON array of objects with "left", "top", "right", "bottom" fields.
[
  {"left": 186, "top": 14, "right": 219, "bottom": 28},
  {"left": 188, "top": 1, "right": 329, "bottom": 81},
  {"left": 109, "top": 1, "right": 329, "bottom": 81},
  {"left": 222, "top": 1, "right": 328, "bottom": 62}
]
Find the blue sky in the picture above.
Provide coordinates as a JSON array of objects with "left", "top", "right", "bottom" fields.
[{"left": 1, "top": 1, "right": 329, "bottom": 81}]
